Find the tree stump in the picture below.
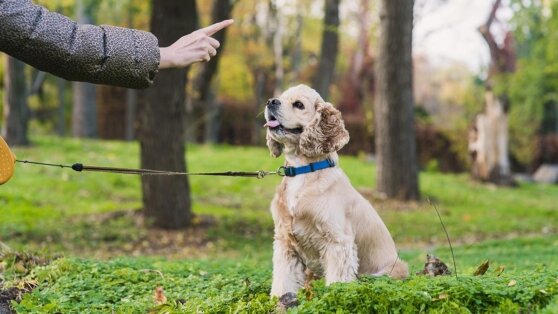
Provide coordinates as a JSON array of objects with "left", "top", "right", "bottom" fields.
[{"left": 469, "top": 91, "right": 515, "bottom": 185}]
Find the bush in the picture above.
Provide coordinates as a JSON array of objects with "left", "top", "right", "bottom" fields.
[
  {"left": 296, "top": 271, "right": 558, "bottom": 313},
  {"left": 533, "top": 134, "right": 558, "bottom": 170}
]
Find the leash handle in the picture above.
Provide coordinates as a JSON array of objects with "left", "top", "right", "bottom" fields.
[{"left": 0, "top": 136, "right": 16, "bottom": 185}]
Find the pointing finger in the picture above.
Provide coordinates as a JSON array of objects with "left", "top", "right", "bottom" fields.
[{"left": 199, "top": 19, "right": 234, "bottom": 36}]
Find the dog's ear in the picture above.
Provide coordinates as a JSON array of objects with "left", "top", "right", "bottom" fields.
[
  {"left": 266, "top": 131, "right": 283, "bottom": 158},
  {"left": 299, "top": 101, "right": 349, "bottom": 157}
]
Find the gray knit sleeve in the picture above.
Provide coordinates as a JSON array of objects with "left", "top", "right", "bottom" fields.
[{"left": 0, "top": 0, "right": 160, "bottom": 89}]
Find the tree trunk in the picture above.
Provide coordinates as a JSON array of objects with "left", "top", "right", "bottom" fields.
[
  {"left": 289, "top": 5, "right": 303, "bottom": 84},
  {"left": 124, "top": 1, "right": 138, "bottom": 142},
  {"left": 56, "top": 77, "right": 67, "bottom": 136},
  {"left": 137, "top": 0, "right": 197, "bottom": 229},
  {"left": 97, "top": 86, "right": 126, "bottom": 139},
  {"left": 125, "top": 89, "right": 137, "bottom": 141},
  {"left": 1, "top": 56, "right": 29, "bottom": 146},
  {"left": 469, "top": 0, "right": 515, "bottom": 185},
  {"left": 312, "top": 0, "right": 340, "bottom": 100},
  {"left": 252, "top": 70, "right": 266, "bottom": 145},
  {"left": 189, "top": 0, "right": 234, "bottom": 144},
  {"left": 374, "top": 0, "right": 419, "bottom": 201},
  {"left": 469, "top": 92, "right": 514, "bottom": 185},
  {"left": 339, "top": 0, "right": 373, "bottom": 115},
  {"left": 270, "top": 1, "right": 284, "bottom": 96},
  {"left": 72, "top": 0, "right": 97, "bottom": 138},
  {"left": 72, "top": 81, "right": 97, "bottom": 137}
]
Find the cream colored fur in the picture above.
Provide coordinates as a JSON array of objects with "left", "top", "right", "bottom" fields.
[{"left": 265, "top": 85, "right": 408, "bottom": 298}]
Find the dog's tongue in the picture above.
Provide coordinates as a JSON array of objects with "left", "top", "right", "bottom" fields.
[{"left": 264, "top": 120, "right": 280, "bottom": 128}]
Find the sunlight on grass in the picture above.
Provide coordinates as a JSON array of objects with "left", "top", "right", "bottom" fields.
[{"left": 2, "top": 135, "right": 557, "bottom": 256}]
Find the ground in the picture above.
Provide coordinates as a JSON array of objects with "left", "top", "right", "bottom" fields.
[{"left": 1, "top": 136, "right": 557, "bottom": 313}]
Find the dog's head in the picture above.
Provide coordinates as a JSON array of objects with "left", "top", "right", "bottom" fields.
[{"left": 264, "top": 84, "right": 349, "bottom": 158}]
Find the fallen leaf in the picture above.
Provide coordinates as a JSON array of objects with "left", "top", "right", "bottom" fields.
[
  {"left": 15, "top": 279, "right": 38, "bottom": 292},
  {"left": 304, "top": 269, "right": 316, "bottom": 300},
  {"left": 507, "top": 280, "right": 517, "bottom": 287},
  {"left": 417, "top": 254, "right": 451, "bottom": 276},
  {"left": 473, "top": 260, "right": 490, "bottom": 276},
  {"left": 14, "top": 261, "right": 27, "bottom": 274},
  {"left": 153, "top": 286, "right": 167, "bottom": 305},
  {"left": 304, "top": 287, "right": 314, "bottom": 301},
  {"left": 494, "top": 265, "right": 505, "bottom": 277},
  {"left": 432, "top": 292, "right": 449, "bottom": 301}
]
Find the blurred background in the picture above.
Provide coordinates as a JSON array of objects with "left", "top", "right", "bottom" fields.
[
  {"left": 1, "top": 0, "right": 558, "bottom": 251},
  {"left": 2, "top": 0, "right": 557, "bottom": 175},
  {"left": 1, "top": 0, "right": 558, "bottom": 312}
]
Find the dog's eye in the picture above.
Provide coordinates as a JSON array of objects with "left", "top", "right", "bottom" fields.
[{"left": 292, "top": 101, "right": 305, "bottom": 110}]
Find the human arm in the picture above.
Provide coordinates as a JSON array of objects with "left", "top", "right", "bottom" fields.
[
  {"left": 0, "top": 0, "right": 161, "bottom": 89},
  {"left": 0, "top": 0, "right": 233, "bottom": 89}
]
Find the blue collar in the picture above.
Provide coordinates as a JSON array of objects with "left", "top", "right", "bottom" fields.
[{"left": 280, "top": 159, "right": 335, "bottom": 177}]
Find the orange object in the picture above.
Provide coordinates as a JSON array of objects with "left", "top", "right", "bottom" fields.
[
  {"left": 0, "top": 136, "right": 16, "bottom": 185},
  {"left": 153, "top": 286, "right": 167, "bottom": 305}
]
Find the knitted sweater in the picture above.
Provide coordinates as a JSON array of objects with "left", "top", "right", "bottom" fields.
[{"left": 0, "top": 0, "right": 160, "bottom": 89}]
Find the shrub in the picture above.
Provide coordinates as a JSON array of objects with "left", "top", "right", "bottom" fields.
[{"left": 10, "top": 257, "right": 558, "bottom": 313}]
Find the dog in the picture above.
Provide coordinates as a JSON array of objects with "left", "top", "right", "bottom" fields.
[{"left": 264, "top": 84, "right": 408, "bottom": 303}]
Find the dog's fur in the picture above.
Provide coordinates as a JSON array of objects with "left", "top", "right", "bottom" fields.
[{"left": 265, "top": 85, "right": 408, "bottom": 298}]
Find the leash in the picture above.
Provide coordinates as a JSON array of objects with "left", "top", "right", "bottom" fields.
[
  {"left": 2, "top": 136, "right": 334, "bottom": 183},
  {"left": 14, "top": 159, "right": 335, "bottom": 178},
  {"left": 14, "top": 159, "right": 282, "bottom": 179}
]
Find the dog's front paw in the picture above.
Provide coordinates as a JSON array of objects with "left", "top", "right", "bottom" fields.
[{"left": 279, "top": 292, "right": 299, "bottom": 309}]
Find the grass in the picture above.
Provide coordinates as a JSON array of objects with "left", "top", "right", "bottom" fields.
[
  {"left": 1, "top": 135, "right": 558, "bottom": 312},
  {"left": 3, "top": 237, "right": 558, "bottom": 313}
]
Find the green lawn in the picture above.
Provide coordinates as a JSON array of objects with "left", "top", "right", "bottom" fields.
[{"left": 1, "top": 136, "right": 558, "bottom": 313}]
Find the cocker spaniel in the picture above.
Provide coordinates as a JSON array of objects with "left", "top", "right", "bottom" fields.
[{"left": 264, "top": 84, "right": 408, "bottom": 305}]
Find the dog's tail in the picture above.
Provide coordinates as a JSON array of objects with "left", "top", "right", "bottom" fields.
[{"left": 388, "top": 258, "right": 409, "bottom": 279}]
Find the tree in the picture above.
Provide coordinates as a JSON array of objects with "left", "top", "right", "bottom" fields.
[
  {"left": 468, "top": 0, "right": 515, "bottom": 185},
  {"left": 190, "top": 0, "right": 235, "bottom": 144},
  {"left": 505, "top": 0, "right": 558, "bottom": 169},
  {"left": 374, "top": 0, "right": 419, "bottom": 200},
  {"left": 97, "top": 0, "right": 142, "bottom": 141},
  {"left": 236, "top": 0, "right": 275, "bottom": 145},
  {"left": 72, "top": 0, "right": 98, "bottom": 138},
  {"left": 269, "top": 0, "right": 284, "bottom": 96},
  {"left": 287, "top": 1, "right": 304, "bottom": 85},
  {"left": 313, "top": 0, "right": 340, "bottom": 100},
  {"left": 56, "top": 77, "right": 67, "bottom": 136},
  {"left": 1, "top": 56, "right": 29, "bottom": 146},
  {"left": 137, "top": 0, "right": 197, "bottom": 229},
  {"left": 338, "top": 0, "right": 374, "bottom": 116}
]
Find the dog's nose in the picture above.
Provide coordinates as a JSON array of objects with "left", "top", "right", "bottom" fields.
[{"left": 266, "top": 98, "right": 280, "bottom": 108}]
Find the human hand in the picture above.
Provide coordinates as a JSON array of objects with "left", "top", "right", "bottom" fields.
[{"left": 159, "top": 19, "right": 234, "bottom": 69}]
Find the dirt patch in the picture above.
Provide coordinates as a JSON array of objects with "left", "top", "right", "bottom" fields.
[
  {"left": 69, "top": 210, "right": 219, "bottom": 259},
  {"left": 0, "top": 286, "right": 18, "bottom": 314},
  {"left": 0, "top": 281, "right": 37, "bottom": 314},
  {"left": 357, "top": 187, "right": 425, "bottom": 211},
  {"left": 0, "top": 252, "right": 48, "bottom": 314}
]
